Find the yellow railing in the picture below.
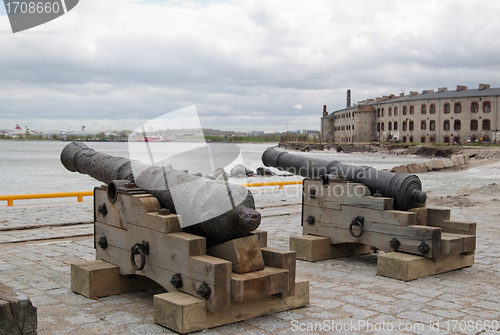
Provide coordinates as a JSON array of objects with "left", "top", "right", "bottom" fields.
[
  {"left": 0, "top": 181, "right": 303, "bottom": 206},
  {"left": 0, "top": 191, "right": 94, "bottom": 207},
  {"left": 239, "top": 180, "right": 303, "bottom": 189}
]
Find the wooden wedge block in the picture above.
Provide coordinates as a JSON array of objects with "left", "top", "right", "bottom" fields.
[
  {"left": 377, "top": 252, "right": 474, "bottom": 281},
  {"left": 231, "top": 267, "right": 289, "bottom": 301},
  {"left": 409, "top": 207, "right": 427, "bottom": 226},
  {"left": 71, "top": 260, "right": 159, "bottom": 299},
  {"left": 0, "top": 282, "right": 37, "bottom": 335},
  {"left": 261, "top": 247, "right": 296, "bottom": 297},
  {"left": 207, "top": 235, "right": 265, "bottom": 274},
  {"left": 290, "top": 235, "right": 372, "bottom": 261},
  {"left": 441, "top": 233, "right": 476, "bottom": 255},
  {"left": 154, "top": 279, "right": 309, "bottom": 334}
]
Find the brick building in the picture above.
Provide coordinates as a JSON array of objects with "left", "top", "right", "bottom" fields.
[{"left": 321, "top": 85, "right": 500, "bottom": 144}]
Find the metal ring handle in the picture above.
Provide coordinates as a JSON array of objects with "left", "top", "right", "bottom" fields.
[
  {"left": 131, "top": 243, "right": 146, "bottom": 270},
  {"left": 349, "top": 218, "right": 364, "bottom": 238}
]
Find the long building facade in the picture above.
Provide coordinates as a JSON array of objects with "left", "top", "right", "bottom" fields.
[{"left": 321, "top": 84, "right": 500, "bottom": 144}]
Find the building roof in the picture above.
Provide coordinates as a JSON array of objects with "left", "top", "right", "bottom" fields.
[{"left": 390, "top": 87, "right": 500, "bottom": 103}]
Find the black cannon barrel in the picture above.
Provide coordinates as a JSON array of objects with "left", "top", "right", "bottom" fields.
[
  {"left": 61, "top": 142, "right": 261, "bottom": 243},
  {"left": 262, "top": 148, "right": 426, "bottom": 211}
]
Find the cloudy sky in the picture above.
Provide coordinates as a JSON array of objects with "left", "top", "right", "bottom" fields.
[{"left": 1, "top": 0, "right": 500, "bottom": 133}]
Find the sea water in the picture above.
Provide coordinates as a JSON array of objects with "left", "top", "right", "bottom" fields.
[{"left": 0, "top": 141, "right": 497, "bottom": 201}]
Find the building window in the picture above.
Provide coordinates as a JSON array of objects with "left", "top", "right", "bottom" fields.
[
  {"left": 352, "top": 125, "right": 354, "bottom": 130},
  {"left": 444, "top": 136, "right": 450, "bottom": 144},
  {"left": 402, "top": 121, "right": 407, "bottom": 131},
  {"left": 430, "top": 104, "right": 436, "bottom": 114},
  {"left": 430, "top": 120, "right": 435, "bottom": 131},
  {"left": 409, "top": 136, "right": 414, "bottom": 142},
  {"left": 388, "top": 122, "right": 392, "bottom": 131},
  {"left": 484, "top": 101, "right": 491, "bottom": 113},
  {"left": 403, "top": 106, "right": 407, "bottom": 115},
  {"left": 377, "top": 123, "right": 380, "bottom": 131},
  {"left": 394, "top": 121, "right": 398, "bottom": 130},
  {"left": 421, "top": 136, "right": 426, "bottom": 143},
  {"left": 409, "top": 106, "right": 414, "bottom": 115},
  {"left": 470, "top": 120, "right": 478, "bottom": 131},
  {"left": 389, "top": 107, "right": 392, "bottom": 116},
  {"left": 444, "top": 103, "right": 450, "bottom": 114},
  {"left": 483, "top": 135, "right": 491, "bottom": 143},
  {"left": 454, "top": 102, "right": 461, "bottom": 113},
  {"left": 454, "top": 136, "right": 461, "bottom": 144},
  {"left": 409, "top": 120, "right": 414, "bottom": 131},
  {"left": 394, "top": 107, "right": 398, "bottom": 116},
  {"left": 421, "top": 104, "right": 426, "bottom": 114},
  {"left": 443, "top": 120, "right": 450, "bottom": 131},
  {"left": 483, "top": 119, "right": 491, "bottom": 130},
  {"left": 382, "top": 122, "right": 385, "bottom": 131},
  {"left": 430, "top": 135, "right": 435, "bottom": 143},
  {"left": 471, "top": 102, "right": 478, "bottom": 113},
  {"left": 402, "top": 136, "right": 407, "bottom": 143},
  {"left": 377, "top": 109, "right": 380, "bottom": 117},
  {"left": 421, "top": 121, "right": 426, "bottom": 130},
  {"left": 381, "top": 108, "right": 384, "bottom": 117},
  {"left": 454, "top": 120, "right": 461, "bottom": 131}
]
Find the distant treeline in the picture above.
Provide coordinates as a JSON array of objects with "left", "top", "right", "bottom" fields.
[{"left": 205, "top": 134, "right": 281, "bottom": 142}]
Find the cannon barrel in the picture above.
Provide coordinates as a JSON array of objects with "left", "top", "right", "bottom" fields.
[
  {"left": 61, "top": 142, "right": 261, "bottom": 243},
  {"left": 262, "top": 148, "right": 426, "bottom": 211}
]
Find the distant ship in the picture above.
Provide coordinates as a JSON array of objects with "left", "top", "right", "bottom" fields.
[{"left": 136, "top": 136, "right": 170, "bottom": 142}]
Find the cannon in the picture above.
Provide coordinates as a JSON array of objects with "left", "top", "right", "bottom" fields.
[
  {"left": 65, "top": 142, "right": 309, "bottom": 332},
  {"left": 262, "top": 147, "right": 426, "bottom": 211},
  {"left": 61, "top": 142, "right": 260, "bottom": 243}
]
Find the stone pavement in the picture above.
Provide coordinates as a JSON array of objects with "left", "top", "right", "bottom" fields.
[{"left": 1, "top": 186, "right": 500, "bottom": 334}]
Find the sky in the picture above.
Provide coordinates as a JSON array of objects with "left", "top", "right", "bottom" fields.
[{"left": 1, "top": 0, "right": 500, "bottom": 133}]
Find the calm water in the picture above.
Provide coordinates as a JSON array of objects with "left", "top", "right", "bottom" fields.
[{"left": 0, "top": 141, "right": 497, "bottom": 201}]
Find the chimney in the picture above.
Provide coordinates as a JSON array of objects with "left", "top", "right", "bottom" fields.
[
  {"left": 479, "top": 84, "right": 490, "bottom": 90},
  {"left": 409, "top": 91, "right": 418, "bottom": 96},
  {"left": 457, "top": 85, "right": 467, "bottom": 91},
  {"left": 347, "top": 90, "right": 351, "bottom": 108},
  {"left": 438, "top": 87, "right": 448, "bottom": 92},
  {"left": 323, "top": 105, "right": 327, "bottom": 117},
  {"left": 422, "top": 89, "right": 434, "bottom": 94},
  {"left": 400, "top": 92, "right": 405, "bottom": 97}
]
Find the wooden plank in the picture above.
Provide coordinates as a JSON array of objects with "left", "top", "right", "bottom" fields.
[
  {"left": 430, "top": 220, "right": 476, "bottom": 235},
  {"left": 97, "top": 244, "right": 231, "bottom": 312},
  {"left": 409, "top": 208, "right": 427, "bottom": 226},
  {"left": 303, "top": 216, "right": 441, "bottom": 259},
  {"left": 231, "top": 267, "right": 289, "bottom": 301},
  {"left": 154, "top": 279, "right": 309, "bottom": 334},
  {"left": 94, "top": 187, "right": 123, "bottom": 229},
  {"left": 0, "top": 282, "right": 37, "bottom": 335},
  {"left": 303, "top": 180, "right": 393, "bottom": 210},
  {"left": 426, "top": 207, "right": 451, "bottom": 226},
  {"left": 261, "top": 247, "right": 296, "bottom": 298},
  {"left": 290, "top": 235, "right": 372, "bottom": 261},
  {"left": 303, "top": 205, "right": 417, "bottom": 228},
  {"left": 377, "top": 252, "right": 474, "bottom": 281},
  {"left": 71, "top": 260, "right": 159, "bottom": 299},
  {"left": 207, "top": 235, "right": 265, "bottom": 274},
  {"left": 441, "top": 233, "right": 476, "bottom": 255},
  {"left": 95, "top": 223, "right": 232, "bottom": 312},
  {"left": 95, "top": 188, "right": 182, "bottom": 233}
]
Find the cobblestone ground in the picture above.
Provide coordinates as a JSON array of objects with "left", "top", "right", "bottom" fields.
[{"left": 1, "top": 186, "right": 500, "bottom": 334}]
